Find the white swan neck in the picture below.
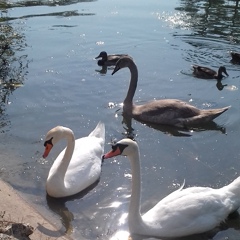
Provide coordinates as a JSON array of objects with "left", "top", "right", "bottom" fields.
[
  {"left": 46, "top": 128, "right": 75, "bottom": 197},
  {"left": 128, "top": 149, "right": 145, "bottom": 231},
  {"left": 56, "top": 129, "right": 75, "bottom": 177}
]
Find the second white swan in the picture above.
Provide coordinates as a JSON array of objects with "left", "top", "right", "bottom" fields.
[{"left": 43, "top": 121, "right": 105, "bottom": 198}]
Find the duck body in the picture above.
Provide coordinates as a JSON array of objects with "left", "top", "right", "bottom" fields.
[
  {"left": 192, "top": 65, "right": 229, "bottom": 80},
  {"left": 230, "top": 51, "right": 240, "bottom": 63},
  {"left": 43, "top": 122, "right": 105, "bottom": 198},
  {"left": 112, "top": 56, "right": 229, "bottom": 127},
  {"left": 103, "top": 138, "right": 240, "bottom": 238},
  {"left": 95, "top": 51, "right": 129, "bottom": 66}
]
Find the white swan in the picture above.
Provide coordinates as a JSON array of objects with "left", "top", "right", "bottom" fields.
[
  {"left": 42, "top": 122, "right": 105, "bottom": 198},
  {"left": 112, "top": 56, "right": 229, "bottom": 127},
  {"left": 103, "top": 138, "right": 240, "bottom": 238}
]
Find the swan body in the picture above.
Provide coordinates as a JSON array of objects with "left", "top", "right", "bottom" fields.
[
  {"left": 43, "top": 122, "right": 105, "bottom": 198},
  {"left": 192, "top": 65, "right": 229, "bottom": 80},
  {"left": 95, "top": 51, "right": 129, "bottom": 66},
  {"left": 230, "top": 51, "right": 240, "bottom": 64},
  {"left": 112, "top": 56, "right": 230, "bottom": 127},
  {"left": 103, "top": 138, "right": 240, "bottom": 238}
]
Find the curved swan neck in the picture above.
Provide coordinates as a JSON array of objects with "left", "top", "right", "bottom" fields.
[
  {"left": 124, "top": 61, "right": 138, "bottom": 106},
  {"left": 128, "top": 148, "right": 145, "bottom": 229},
  {"left": 56, "top": 129, "right": 75, "bottom": 176}
]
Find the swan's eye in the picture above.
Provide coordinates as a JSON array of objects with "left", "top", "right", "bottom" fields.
[
  {"left": 118, "top": 143, "right": 128, "bottom": 153},
  {"left": 44, "top": 137, "right": 53, "bottom": 147},
  {"left": 111, "top": 144, "right": 118, "bottom": 152}
]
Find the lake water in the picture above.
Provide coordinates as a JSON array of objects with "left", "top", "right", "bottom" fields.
[{"left": 0, "top": 0, "right": 240, "bottom": 239}]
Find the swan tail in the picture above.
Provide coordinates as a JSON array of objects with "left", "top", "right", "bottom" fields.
[
  {"left": 200, "top": 106, "right": 230, "bottom": 121},
  {"left": 223, "top": 177, "right": 240, "bottom": 211},
  {"left": 89, "top": 121, "right": 105, "bottom": 140},
  {"left": 178, "top": 106, "right": 230, "bottom": 127},
  {"left": 224, "top": 176, "right": 240, "bottom": 194}
]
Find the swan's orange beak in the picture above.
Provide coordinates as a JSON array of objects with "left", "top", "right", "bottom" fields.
[
  {"left": 102, "top": 147, "right": 121, "bottom": 160},
  {"left": 43, "top": 143, "right": 53, "bottom": 158}
]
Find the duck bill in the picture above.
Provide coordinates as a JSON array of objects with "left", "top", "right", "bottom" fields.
[
  {"left": 102, "top": 148, "right": 121, "bottom": 160},
  {"left": 95, "top": 54, "right": 101, "bottom": 59},
  {"left": 43, "top": 143, "right": 53, "bottom": 158},
  {"left": 112, "top": 66, "right": 120, "bottom": 75}
]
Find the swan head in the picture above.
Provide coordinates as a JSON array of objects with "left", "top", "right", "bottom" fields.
[
  {"left": 95, "top": 51, "right": 107, "bottom": 60},
  {"left": 112, "top": 56, "right": 134, "bottom": 75},
  {"left": 102, "top": 138, "right": 138, "bottom": 160},
  {"left": 43, "top": 126, "right": 71, "bottom": 158}
]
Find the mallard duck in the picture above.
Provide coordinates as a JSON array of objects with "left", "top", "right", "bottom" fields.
[
  {"left": 230, "top": 51, "right": 240, "bottom": 64},
  {"left": 192, "top": 65, "right": 229, "bottom": 80},
  {"left": 95, "top": 51, "right": 128, "bottom": 66},
  {"left": 111, "top": 56, "right": 229, "bottom": 128}
]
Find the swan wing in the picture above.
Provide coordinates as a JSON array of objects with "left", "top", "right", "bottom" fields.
[
  {"left": 135, "top": 99, "right": 200, "bottom": 125},
  {"left": 142, "top": 187, "right": 233, "bottom": 237},
  {"left": 64, "top": 136, "right": 104, "bottom": 191}
]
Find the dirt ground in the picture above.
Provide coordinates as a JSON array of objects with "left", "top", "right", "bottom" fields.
[{"left": 0, "top": 179, "right": 70, "bottom": 240}]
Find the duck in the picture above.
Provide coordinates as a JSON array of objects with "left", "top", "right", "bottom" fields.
[
  {"left": 102, "top": 138, "right": 240, "bottom": 238},
  {"left": 95, "top": 51, "right": 129, "bottom": 66},
  {"left": 112, "top": 56, "right": 230, "bottom": 127},
  {"left": 192, "top": 65, "right": 229, "bottom": 80},
  {"left": 230, "top": 51, "right": 240, "bottom": 64},
  {"left": 42, "top": 122, "right": 105, "bottom": 198}
]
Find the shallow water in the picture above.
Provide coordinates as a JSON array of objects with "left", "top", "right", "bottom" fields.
[{"left": 0, "top": 0, "right": 240, "bottom": 239}]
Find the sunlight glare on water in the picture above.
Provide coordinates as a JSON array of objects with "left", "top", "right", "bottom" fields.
[
  {"left": 154, "top": 11, "right": 192, "bottom": 30},
  {"left": 109, "top": 230, "right": 130, "bottom": 240}
]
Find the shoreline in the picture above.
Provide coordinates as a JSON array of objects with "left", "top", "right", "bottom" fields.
[{"left": 0, "top": 179, "right": 70, "bottom": 240}]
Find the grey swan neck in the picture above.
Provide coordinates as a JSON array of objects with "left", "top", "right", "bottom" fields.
[
  {"left": 124, "top": 61, "right": 138, "bottom": 110},
  {"left": 128, "top": 149, "right": 145, "bottom": 232}
]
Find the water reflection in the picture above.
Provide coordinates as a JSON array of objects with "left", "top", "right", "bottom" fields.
[
  {"left": 95, "top": 65, "right": 108, "bottom": 75},
  {"left": 95, "top": 66, "right": 115, "bottom": 75},
  {"left": 176, "top": 1, "right": 240, "bottom": 41},
  {"left": 1, "top": 11, "right": 95, "bottom": 22},
  {"left": 4, "top": 0, "right": 96, "bottom": 8},
  {"left": 110, "top": 211, "right": 240, "bottom": 240},
  {"left": 0, "top": 16, "right": 29, "bottom": 131},
  {"left": 0, "top": 0, "right": 96, "bottom": 22},
  {"left": 216, "top": 79, "right": 228, "bottom": 91},
  {"left": 46, "top": 180, "right": 99, "bottom": 234},
  {"left": 168, "top": 0, "right": 240, "bottom": 82},
  {"left": 120, "top": 112, "right": 226, "bottom": 138}
]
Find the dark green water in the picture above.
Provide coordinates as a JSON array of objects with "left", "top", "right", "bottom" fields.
[{"left": 0, "top": 0, "right": 240, "bottom": 239}]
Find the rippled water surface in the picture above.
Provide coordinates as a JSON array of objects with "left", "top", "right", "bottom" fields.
[{"left": 0, "top": 0, "right": 240, "bottom": 239}]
